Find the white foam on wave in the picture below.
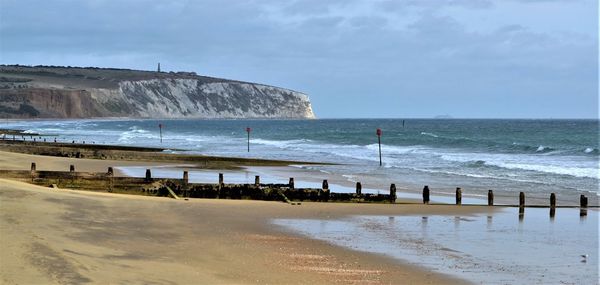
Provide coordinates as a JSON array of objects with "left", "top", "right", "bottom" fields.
[
  {"left": 498, "top": 163, "right": 599, "bottom": 179},
  {"left": 440, "top": 152, "right": 599, "bottom": 179},
  {"left": 118, "top": 126, "right": 156, "bottom": 143},
  {"left": 420, "top": 132, "right": 439, "bottom": 138},
  {"left": 251, "top": 138, "right": 313, "bottom": 149}
]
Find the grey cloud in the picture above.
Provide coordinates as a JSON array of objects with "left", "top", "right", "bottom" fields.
[{"left": 0, "top": 0, "right": 596, "bottom": 118}]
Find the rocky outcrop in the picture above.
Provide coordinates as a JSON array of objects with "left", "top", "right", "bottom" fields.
[{"left": 0, "top": 65, "right": 316, "bottom": 119}]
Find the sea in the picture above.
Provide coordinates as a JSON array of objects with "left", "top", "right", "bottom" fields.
[
  {"left": 2, "top": 118, "right": 598, "bottom": 284},
  {"left": 3, "top": 118, "right": 597, "bottom": 205}
]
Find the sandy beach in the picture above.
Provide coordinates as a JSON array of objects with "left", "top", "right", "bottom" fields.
[{"left": 0, "top": 150, "right": 495, "bottom": 284}]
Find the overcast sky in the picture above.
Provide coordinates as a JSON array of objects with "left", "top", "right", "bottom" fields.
[{"left": 0, "top": 0, "right": 597, "bottom": 118}]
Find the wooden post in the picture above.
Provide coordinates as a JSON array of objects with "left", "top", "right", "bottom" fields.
[
  {"left": 158, "top": 124, "right": 163, "bottom": 144},
  {"left": 376, "top": 128, "right": 382, "bottom": 166},
  {"left": 246, "top": 127, "right": 251, "bottom": 152},
  {"left": 289, "top": 178, "right": 294, "bottom": 189},
  {"left": 107, "top": 167, "right": 114, "bottom": 192},
  {"left": 519, "top": 192, "right": 525, "bottom": 207},
  {"left": 389, "top": 183, "right": 397, "bottom": 203},
  {"left": 580, "top": 194, "right": 588, "bottom": 208},
  {"left": 218, "top": 173, "right": 224, "bottom": 186},
  {"left": 30, "top": 162, "right": 36, "bottom": 182},
  {"left": 356, "top": 182, "right": 362, "bottom": 196},
  {"left": 70, "top": 164, "right": 75, "bottom": 172},
  {"left": 455, "top": 187, "right": 462, "bottom": 205},
  {"left": 422, "top": 185, "right": 430, "bottom": 204},
  {"left": 519, "top": 192, "right": 525, "bottom": 221},
  {"left": 580, "top": 195, "right": 588, "bottom": 217},
  {"left": 183, "top": 171, "right": 189, "bottom": 184},
  {"left": 488, "top": 190, "right": 494, "bottom": 206},
  {"left": 322, "top": 179, "right": 328, "bottom": 190},
  {"left": 549, "top": 192, "right": 556, "bottom": 219},
  {"left": 145, "top": 169, "right": 152, "bottom": 181},
  {"left": 255, "top": 175, "right": 260, "bottom": 186}
]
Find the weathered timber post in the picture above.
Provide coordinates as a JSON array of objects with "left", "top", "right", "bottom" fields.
[
  {"left": 183, "top": 171, "right": 189, "bottom": 184},
  {"left": 376, "top": 128, "right": 382, "bottom": 166},
  {"left": 107, "top": 167, "right": 114, "bottom": 192},
  {"left": 145, "top": 169, "right": 152, "bottom": 182},
  {"left": 549, "top": 193, "right": 556, "bottom": 219},
  {"left": 455, "top": 187, "right": 462, "bottom": 205},
  {"left": 389, "top": 184, "right": 397, "bottom": 203},
  {"left": 518, "top": 192, "right": 525, "bottom": 221},
  {"left": 423, "top": 185, "right": 430, "bottom": 204},
  {"left": 246, "top": 127, "right": 251, "bottom": 152},
  {"left": 33, "top": 138, "right": 36, "bottom": 142},
  {"left": 255, "top": 176, "right": 260, "bottom": 186},
  {"left": 580, "top": 194, "right": 588, "bottom": 208},
  {"left": 356, "top": 182, "right": 362, "bottom": 196},
  {"left": 70, "top": 165, "right": 75, "bottom": 172},
  {"left": 218, "top": 173, "right": 224, "bottom": 186},
  {"left": 519, "top": 192, "right": 525, "bottom": 207},
  {"left": 488, "top": 190, "right": 494, "bottom": 206},
  {"left": 322, "top": 179, "right": 329, "bottom": 190},
  {"left": 580, "top": 195, "right": 588, "bottom": 217},
  {"left": 289, "top": 178, "right": 294, "bottom": 189},
  {"left": 30, "top": 162, "right": 36, "bottom": 182}
]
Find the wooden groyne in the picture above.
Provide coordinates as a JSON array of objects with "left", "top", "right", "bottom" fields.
[
  {"left": 1, "top": 163, "right": 596, "bottom": 216},
  {"left": 1, "top": 165, "right": 396, "bottom": 204}
]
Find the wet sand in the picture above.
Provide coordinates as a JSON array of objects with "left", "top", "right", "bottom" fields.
[{"left": 0, "top": 151, "right": 492, "bottom": 284}]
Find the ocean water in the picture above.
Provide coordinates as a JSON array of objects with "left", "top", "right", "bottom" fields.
[
  {"left": 2, "top": 119, "right": 598, "bottom": 205},
  {"left": 274, "top": 208, "right": 599, "bottom": 284}
]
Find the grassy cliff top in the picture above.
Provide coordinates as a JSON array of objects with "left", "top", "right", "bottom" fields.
[{"left": 0, "top": 65, "right": 244, "bottom": 89}]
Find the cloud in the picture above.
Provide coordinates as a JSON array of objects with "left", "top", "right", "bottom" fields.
[{"left": 0, "top": 0, "right": 597, "bottom": 118}]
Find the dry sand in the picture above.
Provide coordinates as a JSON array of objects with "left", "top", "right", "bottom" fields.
[{"left": 0, "top": 151, "right": 491, "bottom": 284}]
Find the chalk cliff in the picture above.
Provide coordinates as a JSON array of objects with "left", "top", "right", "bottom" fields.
[{"left": 0, "top": 65, "right": 315, "bottom": 119}]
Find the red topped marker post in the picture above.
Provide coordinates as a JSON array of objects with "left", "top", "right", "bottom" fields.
[
  {"left": 376, "top": 128, "right": 382, "bottom": 166},
  {"left": 246, "top": 127, "right": 251, "bottom": 152},
  {"left": 158, "top": 123, "right": 163, "bottom": 144}
]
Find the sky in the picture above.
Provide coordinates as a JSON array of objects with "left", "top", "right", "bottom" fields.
[{"left": 0, "top": 0, "right": 597, "bottom": 119}]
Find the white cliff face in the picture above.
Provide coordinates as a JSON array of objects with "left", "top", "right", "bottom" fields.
[
  {"left": 94, "top": 79, "right": 315, "bottom": 119},
  {"left": 0, "top": 65, "right": 316, "bottom": 119}
]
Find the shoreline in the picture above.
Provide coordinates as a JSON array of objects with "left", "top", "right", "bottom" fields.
[
  {"left": 1, "top": 146, "right": 596, "bottom": 284},
  {"left": 0, "top": 176, "right": 486, "bottom": 284},
  {"left": 0, "top": 149, "right": 490, "bottom": 284}
]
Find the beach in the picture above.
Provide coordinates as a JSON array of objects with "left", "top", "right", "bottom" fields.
[{"left": 0, "top": 151, "right": 486, "bottom": 284}]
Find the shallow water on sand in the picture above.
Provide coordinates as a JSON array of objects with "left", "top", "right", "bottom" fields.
[{"left": 273, "top": 208, "right": 599, "bottom": 284}]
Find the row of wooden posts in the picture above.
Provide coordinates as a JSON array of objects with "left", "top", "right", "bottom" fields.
[{"left": 31, "top": 163, "right": 591, "bottom": 216}]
